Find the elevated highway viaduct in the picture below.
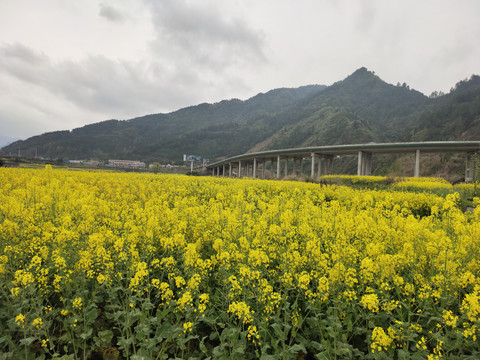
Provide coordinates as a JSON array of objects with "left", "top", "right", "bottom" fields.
[{"left": 206, "top": 141, "right": 480, "bottom": 181}]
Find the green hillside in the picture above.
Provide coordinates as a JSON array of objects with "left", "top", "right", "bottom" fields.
[
  {"left": 2, "top": 85, "right": 324, "bottom": 162},
  {"left": 2, "top": 68, "right": 480, "bottom": 166}
]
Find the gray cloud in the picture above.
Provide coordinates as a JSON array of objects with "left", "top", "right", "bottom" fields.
[
  {"left": 146, "top": 1, "right": 267, "bottom": 76},
  {"left": 99, "top": 3, "right": 127, "bottom": 23},
  {"left": 0, "top": 43, "right": 198, "bottom": 116},
  {"left": 0, "top": 43, "right": 50, "bottom": 85},
  {"left": 0, "top": 40, "right": 253, "bottom": 138}
]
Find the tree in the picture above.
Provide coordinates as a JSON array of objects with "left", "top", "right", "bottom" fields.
[{"left": 151, "top": 162, "right": 161, "bottom": 173}]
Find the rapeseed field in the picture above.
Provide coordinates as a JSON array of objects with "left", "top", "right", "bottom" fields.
[{"left": 0, "top": 167, "right": 479, "bottom": 359}]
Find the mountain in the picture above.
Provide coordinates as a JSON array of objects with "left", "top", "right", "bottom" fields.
[
  {"left": 2, "top": 85, "right": 325, "bottom": 162},
  {"left": 2, "top": 68, "right": 480, "bottom": 167},
  {"left": 250, "top": 68, "right": 431, "bottom": 151},
  {"left": 411, "top": 75, "right": 480, "bottom": 141}
]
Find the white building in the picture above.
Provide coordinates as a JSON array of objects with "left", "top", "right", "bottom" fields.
[{"left": 108, "top": 160, "right": 146, "bottom": 169}]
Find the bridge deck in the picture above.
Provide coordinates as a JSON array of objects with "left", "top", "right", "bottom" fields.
[
  {"left": 207, "top": 141, "right": 480, "bottom": 168},
  {"left": 206, "top": 141, "right": 480, "bottom": 181}
]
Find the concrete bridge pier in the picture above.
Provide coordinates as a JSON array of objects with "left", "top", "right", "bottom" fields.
[
  {"left": 276, "top": 155, "right": 281, "bottom": 178},
  {"left": 319, "top": 155, "right": 333, "bottom": 176},
  {"left": 311, "top": 153, "right": 318, "bottom": 178},
  {"left": 292, "top": 157, "right": 302, "bottom": 177},
  {"left": 465, "top": 152, "right": 479, "bottom": 182},
  {"left": 414, "top": 150, "right": 420, "bottom": 178},
  {"left": 253, "top": 158, "right": 257, "bottom": 179},
  {"left": 357, "top": 151, "right": 372, "bottom": 176}
]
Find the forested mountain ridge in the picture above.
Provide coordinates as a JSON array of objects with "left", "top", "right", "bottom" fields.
[
  {"left": 411, "top": 75, "right": 480, "bottom": 141},
  {"left": 249, "top": 68, "right": 432, "bottom": 151},
  {"left": 3, "top": 68, "right": 480, "bottom": 164},
  {"left": 2, "top": 85, "right": 325, "bottom": 161}
]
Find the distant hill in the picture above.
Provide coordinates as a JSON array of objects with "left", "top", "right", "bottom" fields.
[
  {"left": 3, "top": 68, "right": 480, "bottom": 170},
  {"left": 2, "top": 85, "right": 324, "bottom": 162}
]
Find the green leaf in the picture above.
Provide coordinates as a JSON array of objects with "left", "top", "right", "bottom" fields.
[
  {"left": 212, "top": 344, "right": 228, "bottom": 359},
  {"left": 209, "top": 331, "right": 218, "bottom": 341},
  {"left": 271, "top": 323, "right": 289, "bottom": 340},
  {"left": 97, "top": 329, "right": 113, "bottom": 343},
  {"left": 85, "top": 307, "right": 98, "bottom": 323},
  {"left": 117, "top": 336, "right": 134, "bottom": 349},
  {"left": 288, "top": 343, "right": 306, "bottom": 354},
  {"left": 232, "top": 345, "right": 245, "bottom": 356},
  {"left": 134, "top": 323, "right": 151, "bottom": 341},
  {"left": 19, "top": 337, "right": 36, "bottom": 346},
  {"left": 199, "top": 336, "right": 208, "bottom": 353},
  {"left": 79, "top": 328, "right": 93, "bottom": 340},
  {"left": 113, "top": 311, "right": 125, "bottom": 321},
  {"left": 345, "top": 314, "right": 353, "bottom": 332},
  {"left": 309, "top": 341, "right": 325, "bottom": 352},
  {"left": 397, "top": 349, "right": 410, "bottom": 360},
  {"left": 260, "top": 355, "right": 277, "bottom": 360},
  {"left": 220, "top": 327, "right": 239, "bottom": 342},
  {"left": 315, "top": 351, "right": 330, "bottom": 360},
  {"left": 326, "top": 326, "right": 336, "bottom": 338},
  {"left": 131, "top": 355, "right": 146, "bottom": 360}
]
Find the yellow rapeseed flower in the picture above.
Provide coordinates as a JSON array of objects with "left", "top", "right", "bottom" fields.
[{"left": 15, "top": 313, "right": 25, "bottom": 327}]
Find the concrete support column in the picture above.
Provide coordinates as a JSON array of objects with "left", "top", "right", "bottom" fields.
[
  {"left": 293, "top": 158, "right": 297, "bottom": 176},
  {"left": 217, "top": 166, "right": 220, "bottom": 177},
  {"left": 253, "top": 158, "right": 257, "bottom": 179},
  {"left": 246, "top": 163, "right": 250, "bottom": 178},
  {"left": 414, "top": 150, "right": 420, "bottom": 178},
  {"left": 465, "top": 152, "right": 478, "bottom": 182},
  {"left": 261, "top": 160, "right": 266, "bottom": 179},
  {"left": 466, "top": 153, "right": 472, "bottom": 182},
  {"left": 365, "top": 153, "right": 372, "bottom": 175},
  {"left": 277, "top": 155, "right": 281, "bottom": 179},
  {"left": 319, "top": 157, "right": 324, "bottom": 176},
  {"left": 238, "top": 161, "right": 242, "bottom": 178},
  {"left": 284, "top": 157, "right": 289, "bottom": 178},
  {"left": 357, "top": 151, "right": 372, "bottom": 176},
  {"left": 300, "top": 158, "right": 304, "bottom": 177},
  {"left": 324, "top": 156, "right": 333, "bottom": 175},
  {"left": 311, "top": 153, "right": 317, "bottom": 178},
  {"left": 229, "top": 163, "right": 232, "bottom": 177},
  {"left": 357, "top": 151, "right": 363, "bottom": 176},
  {"left": 222, "top": 165, "right": 225, "bottom": 177}
]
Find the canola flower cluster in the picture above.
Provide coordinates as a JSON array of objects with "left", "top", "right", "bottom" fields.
[
  {"left": 322, "top": 174, "right": 474, "bottom": 193},
  {"left": 0, "top": 167, "right": 479, "bottom": 359}
]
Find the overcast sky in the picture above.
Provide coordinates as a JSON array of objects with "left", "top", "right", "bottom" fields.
[{"left": 1, "top": 0, "right": 479, "bottom": 140}]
